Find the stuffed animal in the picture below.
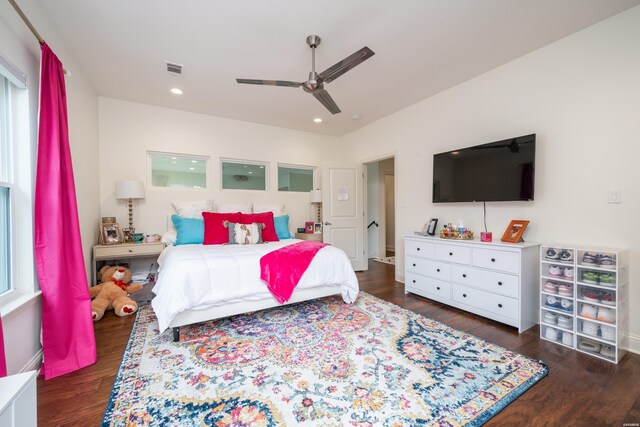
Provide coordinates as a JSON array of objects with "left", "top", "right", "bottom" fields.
[{"left": 89, "top": 266, "right": 144, "bottom": 321}]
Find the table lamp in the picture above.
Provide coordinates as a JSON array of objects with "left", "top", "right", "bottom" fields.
[
  {"left": 115, "top": 180, "right": 145, "bottom": 231},
  {"left": 310, "top": 189, "right": 322, "bottom": 222}
]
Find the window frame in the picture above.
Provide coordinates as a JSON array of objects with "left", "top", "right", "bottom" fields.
[
  {"left": 277, "top": 163, "right": 317, "bottom": 193},
  {"left": 0, "top": 53, "right": 36, "bottom": 311},
  {"left": 147, "top": 150, "right": 210, "bottom": 191},
  {"left": 220, "top": 158, "right": 269, "bottom": 192}
]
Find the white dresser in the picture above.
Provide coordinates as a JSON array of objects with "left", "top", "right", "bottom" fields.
[
  {"left": 405, "top": 235, "right": 540, "bottom": 332},
  {"left": 0, "top": 370, "right": 38, "bottom": 427}
]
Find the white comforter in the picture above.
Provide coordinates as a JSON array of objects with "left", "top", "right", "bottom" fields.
[{"left": 151, "top": 240, "right": 359, "bottom": 332}]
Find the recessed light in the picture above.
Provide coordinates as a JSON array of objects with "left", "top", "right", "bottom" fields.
[
  {"left": 170, "top": 88, "right": 183, "bottom": 95},
  {"left": 351, "top": 114, "right": 361, "bottom": 120},
  {"left": 313, "top": 118, "right": 322, "bottom": 123}
]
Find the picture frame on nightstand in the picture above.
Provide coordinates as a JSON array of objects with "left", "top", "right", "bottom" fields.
[
  {"left": 314, "top": 222, "right": 323, "bottom": 234},
  {"left": 305, "top": 221, "right": 314, "bottom": 234},
  {"left": 100, "top": 223, "right": 123, "bottom": 245}
]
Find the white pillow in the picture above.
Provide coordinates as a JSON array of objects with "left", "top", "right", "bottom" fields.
[
  {"left": 218, "top": 202, "right": 252, "bottom": 214},
  {"left": 161, "top": 230, "right": 177, "bottom": 246},
  {"left": 253, "top": 204, "right": 284, "bottom": 217},
  {"left": 171, "top": 200, "right": 214, "bottom": 218}
]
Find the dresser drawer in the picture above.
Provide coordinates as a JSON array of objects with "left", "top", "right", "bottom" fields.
[
  {"left": 407, "top": 257, "right": 450, "bottom": 280},
  {"left": 451, "top": 266, "right": 519, "bottom": 298},
  {"left": 405, "top": 239, "right": 435, "bottom": 258},
  {"left": 435, "top": 244, "right": 471, "bottom": 265},
  {"left": 93, "top": 242, "right": 165, "bottom": 259},
  {"left": 473, "top": 248, "right": 519, "bottom": 274},
  {"left": 406, "top": 272, "right": 451, "bottom": 300},
  {"left": 452, "top": 283, "right": 518, "bottom": 320}
]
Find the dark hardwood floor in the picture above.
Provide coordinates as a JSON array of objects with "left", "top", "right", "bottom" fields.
[{"left": 37, "top": 260, "right": 640, "bottom": 426}]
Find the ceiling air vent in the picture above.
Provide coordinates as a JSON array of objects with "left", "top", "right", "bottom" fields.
[{"left": 165, "top": 62, "right": 183, "bottom": 76}]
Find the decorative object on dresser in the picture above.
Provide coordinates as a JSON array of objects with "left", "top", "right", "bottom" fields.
[
  {"left": 99, "top": 222, "right": 123, "bottom": 245},
  {"left": 405, "top": 235, "right": 540, "bottom": 332},
  {"left": 501, "top": 219, "right": 529, "bottom": 243},
  {"left": 539, "top": 244, "right": 627, "bottom": 363},
  {"left": 115, "top": 180, "right": 145, "bottom": 231},
  {"left": 92, "top": 241, "right": 165, "bottom": 285}
]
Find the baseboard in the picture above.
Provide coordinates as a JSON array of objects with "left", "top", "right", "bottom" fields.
[
  {"left": 21, "top": 348, "right": 42, "bottom": 373},
  {"left": 625, "top": 332, "right": 640, "bottom": 355}
]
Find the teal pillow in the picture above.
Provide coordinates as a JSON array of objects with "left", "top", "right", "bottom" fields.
[
  {"left": 273, "top": 215, "right": 292, "bottom": 239},
  {"left": 171, "top": 214, "right": 204, "bottom": 245}
]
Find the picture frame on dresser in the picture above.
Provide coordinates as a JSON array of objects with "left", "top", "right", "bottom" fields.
[{"left": 501, "top": 220, "right": 529, "bottom": 243}]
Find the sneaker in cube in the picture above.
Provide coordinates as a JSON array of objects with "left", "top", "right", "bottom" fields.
[
  {"left": 543, "top": 281, "right": 558, "bottom": 294},
  {"left": 562, "top": 332, "right": 573, "bottom": 346},
  {"left": 545, "top": 326, "right": 559, "bottom": 342},
  {"left": 548, "top": 265, "right": 563, "bottom": 277},
  {"left": 559, "top": 250, "right": 574, "bottom": 262},
  {"left": 560, "top": 298, "right": 573, "bottom": 312},
  {"left": 543, "top": 311, "right": 558, "bottom": 324},
  {"left": 557, "top": 315, "right": 572, "bottom": 329},
  {"left": 563, "top": 267, "right": 574, "bottom": 279},
  {"left": 580, "top": 304, "right": 597, "bottom": 319},
  {"left": 597, "top": 307, "right": 615, "bottom": 323},
  {"left": 581, "top": 320, "right": 599, "bottom": 337},
  {"left": 545, "top": 248, "right": 560, "bottom": 260},
  {"left": 601, "top": 325, "right": 616, "bottom": 342}
]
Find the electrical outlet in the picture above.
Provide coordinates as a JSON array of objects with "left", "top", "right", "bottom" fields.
[{"left": 607, "top": 189, "right": 621, "bottom": 204}]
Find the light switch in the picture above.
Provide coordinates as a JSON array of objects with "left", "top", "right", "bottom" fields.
[{"left": 607, "top": 189, "right": 621, "bottom": 204}]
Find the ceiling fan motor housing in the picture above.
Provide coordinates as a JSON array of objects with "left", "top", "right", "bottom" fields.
[{"left": 306, "top": 35, "right": 321, "bottom": 48}]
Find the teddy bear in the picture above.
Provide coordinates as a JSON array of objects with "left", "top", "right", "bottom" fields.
[{"left": 89, "top": 265, "right": 144, "bottom": 321}]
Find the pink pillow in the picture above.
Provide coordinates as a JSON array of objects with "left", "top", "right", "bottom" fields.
[
  {"left": 240, "top": 212, "right": 279, "bottom": 242},
  {"left": 203, "top": 212, "right": 242, "bottom": 244}
]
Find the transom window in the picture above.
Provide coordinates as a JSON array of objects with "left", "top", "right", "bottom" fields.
[
  {"left": 221, "top": 159, "right": 268, "bottom": 191},
  {"left": 149, "top": 152, "right": 208, "bottom": 189},
  {"left": 277, "top": 164, "right": 315, "bottom": 192}
]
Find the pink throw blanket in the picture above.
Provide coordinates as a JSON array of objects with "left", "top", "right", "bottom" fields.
[{"left": 260, "top": 241, "right": 328, "bottom": 303}]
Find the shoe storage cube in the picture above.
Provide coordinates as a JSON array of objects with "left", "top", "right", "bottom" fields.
[{"left": 540, "top": 244, "right": 627, "bottom": 363}]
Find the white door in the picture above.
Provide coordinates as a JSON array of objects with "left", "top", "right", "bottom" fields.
[{"left": 322, "top": 162, "right": 366, "bottom": 271}]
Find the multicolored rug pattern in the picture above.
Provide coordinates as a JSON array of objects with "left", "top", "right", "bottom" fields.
[{"left": 103, "top": 292, "right": 547, "bottom": 426}]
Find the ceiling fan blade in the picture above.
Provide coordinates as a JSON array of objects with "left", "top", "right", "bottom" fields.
[
  {"left": 313, "top": 89, "right": 341, "bottom": 114},
  {"left": 236, "top": 79, "right": 301, "bottom": 87},
  {"left": 318, "top": 47, "right": 375, "bottom": 84}
]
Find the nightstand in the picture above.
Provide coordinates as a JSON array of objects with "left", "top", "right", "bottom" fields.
[
  {"left": 92, "top": 242, "right": 165, "bottom": 285},
  {"left": 295, "top": 233, "right": 323, "bottom": 242}
]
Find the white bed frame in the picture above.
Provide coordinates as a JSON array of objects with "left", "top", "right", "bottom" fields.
[{"left": 168, "top": 285, "right": 341, "bottom": 341}]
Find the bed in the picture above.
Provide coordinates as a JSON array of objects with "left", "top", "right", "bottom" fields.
[{"left": 151, "top": 239, "right": 359, "bottom": 341}]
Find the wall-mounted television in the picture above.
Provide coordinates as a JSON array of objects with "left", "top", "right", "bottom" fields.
[{"left": 433, "top": 134, "right": 536, "bottom": 203}]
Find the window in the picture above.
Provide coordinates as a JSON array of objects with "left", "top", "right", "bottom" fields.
[
  {"left": 0, "top": 53, "right": 34, "bottom": 306},
  {"left": 149, "top": 152, "right": 208, "bottom": 189},
  {"left": 0, "top": 75, "right": 12, "bottom": 296},
  {"left": 221, "top": 159, "right": 268, "bottom": 191},
  {"left": 277, "top": 164, "right": 315, "bottom": 192}
]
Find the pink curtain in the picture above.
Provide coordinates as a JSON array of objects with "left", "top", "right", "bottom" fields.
[
  {"left": 0, "top": 316, "right": 6, "bottom": 377},
  {"left": 34, "top": 43, "right": 96, "bottom": 379}
]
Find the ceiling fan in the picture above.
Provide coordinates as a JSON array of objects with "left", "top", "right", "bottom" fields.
[{"left": 236, "top": 35, "right": 375, "bottom": 115}]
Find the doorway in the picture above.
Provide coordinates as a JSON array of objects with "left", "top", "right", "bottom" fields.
[{"left": 365, "top": 156, "right": 395, "bottom": 267}]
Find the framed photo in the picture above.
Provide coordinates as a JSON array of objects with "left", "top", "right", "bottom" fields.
[
  {"left": 122, "top": 227, "right": 135, "bottom": 243},
  {"left": 305, "top": 221, "right": 315, "bottom": 234},
  {"left": 501, "top": 220, "right": 530, "bottom": 243},
  {"left": 100, "top": 223, "right": 123, "bottom": 245},
  {"left": 423, "top": 218, "right": 438, "bottom": 236},
  {"left": 314, "top": 222, "right": 323, "bottom": 234}
]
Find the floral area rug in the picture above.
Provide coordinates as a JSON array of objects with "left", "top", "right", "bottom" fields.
[{"left": 102, "top": 292, "right": 547, "bottom": 426}]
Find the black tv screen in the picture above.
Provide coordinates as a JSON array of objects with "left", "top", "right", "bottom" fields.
[{"left": 433, "top": 134, "right": 535, "bottom": 203}]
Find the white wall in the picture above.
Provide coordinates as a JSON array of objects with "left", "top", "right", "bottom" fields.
[
  {"left": 344, "top": 6, "right": 640, "bottom": 350},
  {"left": 0, "top": 1, "right": 100, "bottom": 374},
  {"left": 98, "top": 98, "right": 343, "bottom": 236}
]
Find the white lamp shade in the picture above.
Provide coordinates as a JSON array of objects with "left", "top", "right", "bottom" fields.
[
  {"left": 310, "top": 189, "right": 322, "bottom": 203},
  {"left": 116, "top": 180, "right": 145, "bottom": 200}
]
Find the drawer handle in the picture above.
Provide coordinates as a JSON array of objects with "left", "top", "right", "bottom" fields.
[
  {"left": 498, "top": 303, "right": 503, "bottom": 308},
  {"left": 462, "top": 274, "right": 467, "bottom": 278},
  {"left": 412, "top": 280, "right": 416, "bottom": 283},
  {"left": 498, "top": 281, "right": 503, "bottom": 286},
  {"left": 491, "top": 258, "right": 496, "bottom": 262},
  {"left": 417, "top": 247, "right": 421, "bottom": 251},
  {"left": 437, "top": 286, "right": 441, "bottom": 290},
  {"left": 449, "top": 252, "right": 453, "bottom": 256},
  {"left": 128, "top": 249, "right": 133, "bottom": 253},
  {"left": 437, "top": 268, "right": 440, "bottom": 272},
  {"left": 463, "top": 293, "right": 467, "bottom": 298},
  {"left": 413, "top": 263, "right": 416, "bottom": 267}
]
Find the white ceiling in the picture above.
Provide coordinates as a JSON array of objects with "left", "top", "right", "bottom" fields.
[{"left": 36, "top": 0, "right": 639, "bottom": 136}]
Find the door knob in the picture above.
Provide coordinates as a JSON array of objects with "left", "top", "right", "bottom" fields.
[{"left": 324, "top": 221, "right": 332, "bottom": 225}]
